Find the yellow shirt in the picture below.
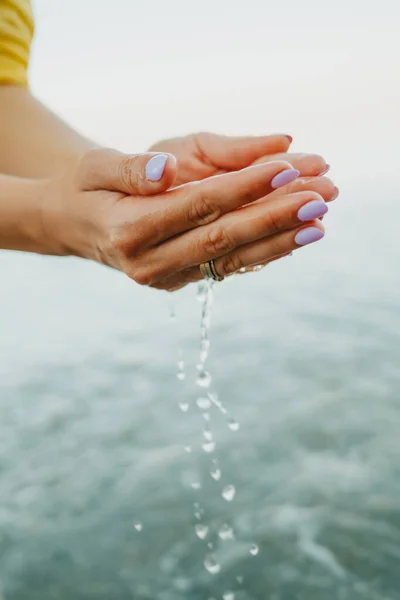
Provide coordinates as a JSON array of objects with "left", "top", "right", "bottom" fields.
[{"left": 0, "top": 0, "right": 34, "bottom": 86}]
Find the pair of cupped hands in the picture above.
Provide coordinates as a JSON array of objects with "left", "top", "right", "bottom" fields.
[{"left": 43, "top": 132, "right": 338, "bottom": 292}]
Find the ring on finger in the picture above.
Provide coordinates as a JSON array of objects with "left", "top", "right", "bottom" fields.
[{"left": 199, "top": 259, "right": 224, "bottom": 282}]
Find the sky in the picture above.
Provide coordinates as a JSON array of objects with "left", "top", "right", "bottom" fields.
[{"left": 30, "top": 0, "right": 400, "bottom": 184}]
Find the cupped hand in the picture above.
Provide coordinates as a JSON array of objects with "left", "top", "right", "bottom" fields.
[
  {"left": 40, "top": 149, "right": 335, "bottom": 292},
  {"left": 149, "top": 132, "right": 329, "bottom": 186}
]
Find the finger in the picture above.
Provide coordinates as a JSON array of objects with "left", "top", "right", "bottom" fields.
[
  {"left": 142, "top": 190, "right": 327, "bottom": 282},
  {"left": 147, "top": 161, "right": 300, "bottom": 242},
  {"left": 214, "top": 222, "right": 325, "bottom": 278},
  {"left": 195, "top": 132, "right": 292, "bottom": 171},
  {"left": 257, "top": 176, "right": 339, "bottom": 204},
  {"left": 79, "top": 149, "right": 177, "bottom": 195},
  {"left": 150, "top": 234, "right": 312, "bottom": 290},
  {"left": 253, "top": 152, "right": 328, "bottom": 177}
]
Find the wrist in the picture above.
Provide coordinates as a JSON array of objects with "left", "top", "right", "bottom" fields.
[{"left": 0, "top": 175, "right": 58, "bottom": 255}]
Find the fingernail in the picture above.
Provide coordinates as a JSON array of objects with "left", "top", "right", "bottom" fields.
[
  {"left": 331, "top": 186, "right": 339, "bottom": 201},
  {"left": 295, "top": 227, "right": 325, "bottom": 246},
  {"left": 297, "top": 200, "right": 328, "bottom": 221},
  {"left": 318, "top": 164, "right": 330, "bottom": 176},
  {"left": 271, "top": 168, "right": 300, "bottom": 189},
  {"left": 146, "top": 154, "right": 168, "bottom": 181},
  {"left": 285, "top": 135, "right": 293, "bottom": 143}
]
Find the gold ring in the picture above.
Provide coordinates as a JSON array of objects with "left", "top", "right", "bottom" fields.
[{"left": 199, "top": 259, "right": 224, "bottom": 282}]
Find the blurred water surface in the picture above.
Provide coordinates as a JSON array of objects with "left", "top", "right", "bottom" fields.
[{"left": 1, "top": 184, "right": 399, "bottom": 599}]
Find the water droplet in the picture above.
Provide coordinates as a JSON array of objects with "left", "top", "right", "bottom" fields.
[
  {"left": 218, "top": 524, "right": 234, "bottom": 540},
  {"left": 194, "top": 502, "right": 200, "bottom": 509},
  {"left": 204, "top": 555, "right": 220, "bottom": 575},
  {"left": 203, "top": 427, "right": 213, "bottom": 441},
  {"left": 203, "top": 412, "right": 210, "bottom": 422},
  {"left": 177, "top": 359, "right": 184, "bottom": 370},
  {"left": 196, "top": 370, "right": 212, "bottom": 388},
  {"left": 236, "top": 576, "right": 244, "bottom": 584},
  {"left": 196, "top": 396, "right": 212, "bottom": 410},
  {"left": 134, "top": 523, "right": 142, "bottom": 531},
  {"left": 253, "top": 265, "right": 263, "bottom": 272},
  {"left": 184, "top": 445, "right": 192, "bottom": 453},
  {"left": 179, "top": 401, "right": 189, "bottom": 412},
  {"left": 239, "top": 267, "right": 246, "bottom": 273},
  {"left": 207, "top": 542, "right": 214, "bottom": 549},
  {"left": 249, "top": 544, "right": 259, "bottom": 556},
  {"left": 191, "top": 482, "right": 201, "bottom": 490},
  {"left": 194, "top": 524, "right": 209, "bottom": 539},
  {"left": 223, "top": 592, "right": 235, "bottom": 600},
  {"left": 222, "top": 485, "right": 236, "bottom": 502},
  {"left": 210, "top": 467, "right": 221, "bottom": 481},
  {"left": 194, "top": 511, "right": 201, "bottom": 520},
  {"left": 208, "top": 392, "right": 228, "bottom": 415},
  {"left": 202, "top": 441, "right": 216, "bottom": 453},
  {"left": 227, "top": 418, "right": 240, "bottom": 431}
]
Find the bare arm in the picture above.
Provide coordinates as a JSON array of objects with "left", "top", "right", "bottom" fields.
[{"left": 0, "top": 86, "right": 94, "bottom": 178}]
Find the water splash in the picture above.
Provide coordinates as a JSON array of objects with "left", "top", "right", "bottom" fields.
[{"left": 222, "top": 592, "right": 235, "bottom": 600}]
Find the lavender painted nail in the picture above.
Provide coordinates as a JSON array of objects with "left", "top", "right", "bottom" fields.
[
  {"left": 271, "top": 169, "right": 300, "bottom": 189},
  {"left": 298, "top": 200, "right": 328, "bottom": 221},
  {"left": 146, "top": 154, "right": 168, "bottom": 181},
  {"left": 319, "top": 164, "right": 330, "bottom": 176},
  {"left": 295, "top": 227, "right": 324, "bottom": 246}
]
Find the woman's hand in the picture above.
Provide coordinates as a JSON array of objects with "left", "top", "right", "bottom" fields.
[
  {"left": 38, "top": 148, "right": 336, "bottom": 292},
  {"left": 149, "top": 132, "right": 329, "bottom": 186}
]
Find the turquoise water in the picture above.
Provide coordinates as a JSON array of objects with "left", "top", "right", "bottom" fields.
[{"left": 0, "top": 185, "right": 399, "bottom": 598}]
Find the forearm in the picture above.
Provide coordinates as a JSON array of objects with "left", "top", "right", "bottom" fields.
[
  {"left": 0, "top": 174, "right": 53, "bottom": 254},
  {"left": 0, "top": 86, "right": 95, "bottom": 178}
]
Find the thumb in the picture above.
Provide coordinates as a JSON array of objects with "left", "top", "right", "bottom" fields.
[
  {"left": 79, "top": 149, "right": 177, "bottom": 195},
  {"left": 196, "top": 132, "right": 292, "bottom": 171}
]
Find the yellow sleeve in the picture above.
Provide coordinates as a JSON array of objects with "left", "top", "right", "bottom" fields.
[{"left": 0, "top": 0, "right": 34, "bottom": 87}]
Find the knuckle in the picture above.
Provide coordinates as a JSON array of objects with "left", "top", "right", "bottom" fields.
[
  {"left": 127, "top": 264, "right": 153, "bottom": 287},
  {"left": 187, "top": 188, "right": 222, "bottom": 227},
  {"left": 119, "top": 155, "right": 144, "bottom": 192},
  {"left": 262, "top": 207, "right": 285, "bottom": 234},
  {"left": 201, "top": 225, "right": 234, "bottom": 257},
  {"left": 219, "top": 252, "right": 244, "bottom": 276}
]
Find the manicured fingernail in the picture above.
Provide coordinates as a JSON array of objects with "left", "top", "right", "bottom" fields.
[
  {"left": 271, "top": 168, "right": 300, "bottom": 189},
  {"left": 146, "top": 154, "right": 168, "bottom": 181},
  {"left": 297, "top": 200, "right": 328, "bottom": 221},
  {"left": 331, "top": 186, "right": 339, "bottom": 201},
  {"left": 285, "top": 135, "right": 293, "bottom": 143},
  {"left": 318, "top": 164, "right": 330, "bottom": 176},
  {"left": 295, "top": 227, "right": 325, "bottom": 246}
]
